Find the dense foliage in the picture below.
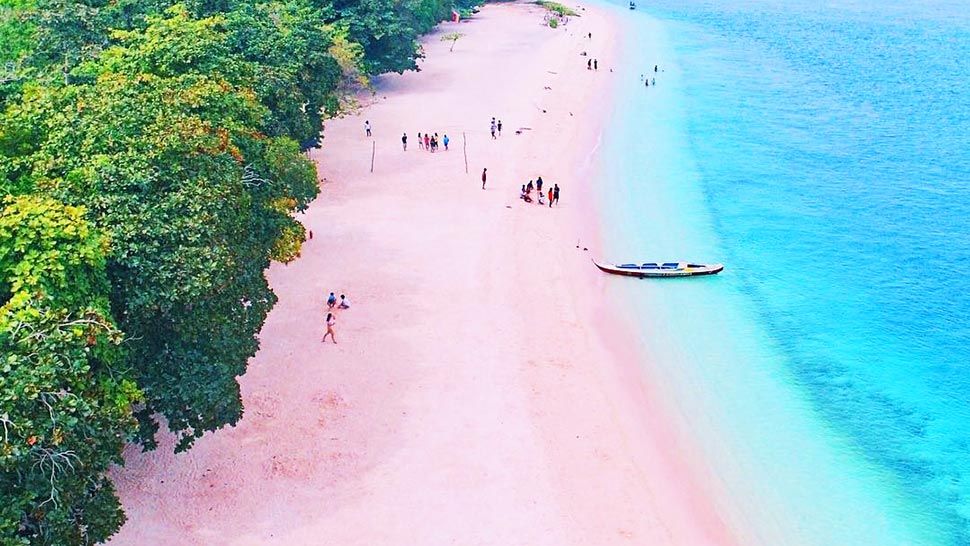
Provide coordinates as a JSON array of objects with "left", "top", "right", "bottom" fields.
[{"left": 0, "top": 0, "right": 480, "bottom": 542}]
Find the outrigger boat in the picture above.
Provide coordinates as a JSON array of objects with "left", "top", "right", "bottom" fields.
[{"left": 593, "top": 260, "right": 724, "bottom": 278}]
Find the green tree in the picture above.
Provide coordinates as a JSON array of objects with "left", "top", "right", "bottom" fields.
[
  {"left": 223, "top": 0, "right": 343, "bottom": 149},
  {"left": 0, "top": 195, "right": 141, "bottom": 545},
  {"left": 1, "top": 7, "right": 318, "bottom": 451},
  {"left": 326, "top": 0, "right": 422, "bottom": 73}
]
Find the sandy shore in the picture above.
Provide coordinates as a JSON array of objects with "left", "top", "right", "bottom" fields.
[{"left": 108, "top": 3, "right": 734, "bottom": 544}]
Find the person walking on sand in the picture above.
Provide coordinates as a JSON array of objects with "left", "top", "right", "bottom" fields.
[
  {"left": 424, "top": 133, "right": 430, "bottom": 150},
  {"left": 587, "top": 59, "right": 592, "bottom": 70},
  {"left": 338, "top": 294, "right": 350, "bottom": 309},
  {"left": 594, "top": 59, "right": 598, "bottom": 70},
  {"left": 553, "top": 184, "right": 560, "bottom": 205},
  {"left": 402, "top": 133, "right": 407, "bottom": 151},
  {"left": 327, "top": 292, "right": 337, "bottom": 309},
  {"left": 481, "top": 168, "right": 487, "bottom": 189},
  {"left": 497, "top": 120, "right": 503, "bottom": 136},
  {"left": 443, "top": 134, "right": 450, "bottom": 150},
  {"left": 322, "top": 313, "right": 337, "bottom": 344},
  {"left": 490, "top": 118, "right": 497, "bottom": 139},
  {"left": 365, "top": 120, "right": 371, "bottom": 137},
  {"left": 548, "top": 187, "right": 554, "bottom": 208},
  {"left": 654, "top": 64, "right": 658, "bottom": 72},
  {"left": 588, "top": 32, "right": 592, "bottom": 39},
  {"left": 417, "top": 132, "right": 423, "bottom": 150}
]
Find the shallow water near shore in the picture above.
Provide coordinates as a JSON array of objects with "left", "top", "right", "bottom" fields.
[{"left": 594, "top": 0, "right": 970, "bottom": 543}]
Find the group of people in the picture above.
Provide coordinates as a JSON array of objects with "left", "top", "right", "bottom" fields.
[
  {"left": 641, "top": 64, "right": 660, "bottom": 87},
  {"left": 519, "top": 176, "right": 560, "bottom": 207},
  {"left": 490, "top": 117, "right": 503, "bottom": 139},
  {"left": 405, "top": 132, "right": 449, "bottom": 152},
  {"left": 322, "top": 292, "right": 351, "bottom": 344}
]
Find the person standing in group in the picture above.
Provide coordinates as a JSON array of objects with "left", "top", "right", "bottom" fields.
[
  {"left": 481, "top": 168, "right": 487, "bottom": 189},
  {"left": 322, "top": 313, "right": 337, "bottom": 344},
  {"left": 434, "top": 133, "right": 440, "bottom": 152},
  {"left": 497, "top": 120, "right": 502, "bottom": 136},
  {"left": 402, "top": 133, "right": 407, "bottom": 151},
  {"left": 327, "top": 292, "right": 337, "bottom": 309},
  {"left": 443, "top": 134, "right": 450, "bottom": 150},
  {"left": 594, "top": 59, "right": 598, "bottom": 70},
  {"left": 490, "top": 118, "right": 497, "bottom": 139},
  {"left": 548, "top": 187, "right": 554, "bottom": 207},
  {"left": 417, "top": 132, "right": 423, "bottom": 150},
  {"left": 365, "top": 120, "right": 371, "bottom": 137},
  {"left": 536, "top": 176, "right": 543, "bottom": 194},
  {"left": 424, "top": 133, "right": 430, "bottom": 150},
  {"left": 553, "top": 184, "right": 560, "bottom": 205}
]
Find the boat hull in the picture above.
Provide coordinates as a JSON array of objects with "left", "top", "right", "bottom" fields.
[{"left": 593, "top": 261, "right": 724, "bottom": 278}]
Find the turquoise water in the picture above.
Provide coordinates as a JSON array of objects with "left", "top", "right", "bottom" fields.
[{"left": 595, "top": 1, "right": 970, "bottom": 544}]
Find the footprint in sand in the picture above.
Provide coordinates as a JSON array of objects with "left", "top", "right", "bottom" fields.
[
  {"left": 248, "top": 392, "right": 281, "bottom": 419},
  {"left": 312, "top": 391, "right": 348, "bottom": 427}
]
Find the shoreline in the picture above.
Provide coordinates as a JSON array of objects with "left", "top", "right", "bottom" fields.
[{"left": 107, "top": 3, "right": 735, "bottom": 544}]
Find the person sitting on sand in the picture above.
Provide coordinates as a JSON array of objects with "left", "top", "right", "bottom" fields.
[
  {"left": 327, "top": 292, "right": 337, "bottom": 309},
  {"left": 338, "top": 294, "right": 350, "bottom": 309},
  {"left": 520, "top": 185, "right": 532, "bottom": 203},
  {"left": 537, "top": 191, "right": 545, "bottom": 205},
  {"left": 322, "top": 313, "right": 337, "bottom": 344}
]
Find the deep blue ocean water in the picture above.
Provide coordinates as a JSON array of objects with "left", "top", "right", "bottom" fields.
[{"left": 595, "top": 0, "right": 970, "bottom": 543}]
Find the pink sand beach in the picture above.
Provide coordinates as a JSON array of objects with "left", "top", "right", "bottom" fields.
[{"left": 108, "top": 3, "right": 736, "bottom": 544}]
